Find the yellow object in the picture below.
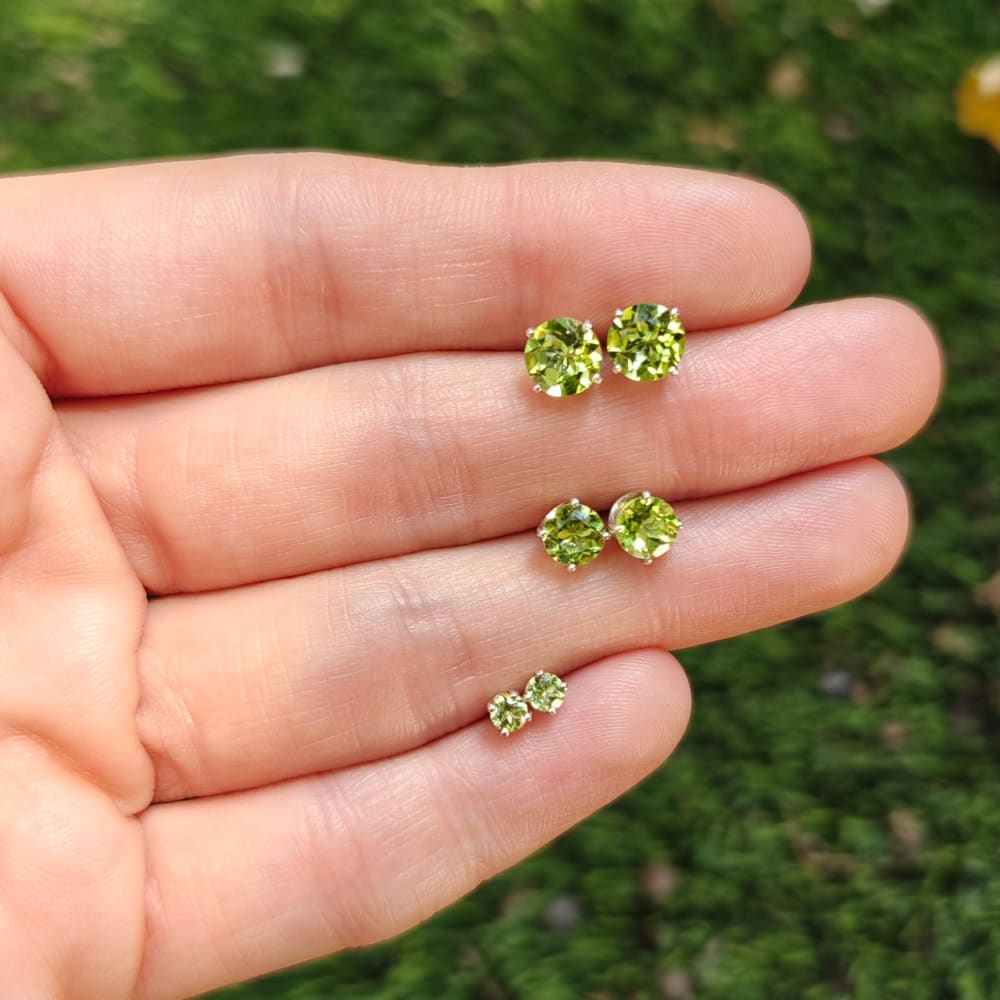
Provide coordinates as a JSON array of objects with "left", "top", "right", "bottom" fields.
[{"left": 957, "top": 55, "right": 1000, "bottom": 150}]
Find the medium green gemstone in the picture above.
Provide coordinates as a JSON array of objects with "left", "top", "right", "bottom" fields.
[
  {"left": 538, "top": 500, "right": 607, "bottom": 569},
  {"left": 525, "top": 671, "right": 567, "bottom": 713},
  {"left": 606, "top": 304, "right": 685, "bottom": 382},
  {"left": 610, "top": 492, "right": 681, "bottom": 562},
  {"left": 525, "top": 317, "right": 603, "bottom": 397},
  {"left": 488, "top": 692, "right": 531, "bottom": 735}
]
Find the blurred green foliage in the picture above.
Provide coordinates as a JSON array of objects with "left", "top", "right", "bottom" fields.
[{"left": 2, "top": 0, "right": 999, "bottom": 997}]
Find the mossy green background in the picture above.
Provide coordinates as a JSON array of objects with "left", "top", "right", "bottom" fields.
[{"left": 2, "top": 1, "right": 999, "bottom": 997}]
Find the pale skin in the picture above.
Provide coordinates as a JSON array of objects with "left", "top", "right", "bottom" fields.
[{"left": 0, "top": 154, "right": 941, "bottom": 999}]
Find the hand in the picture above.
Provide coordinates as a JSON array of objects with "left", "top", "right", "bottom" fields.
[{"left": 0, "top": 155, "right": 940, "bottom": 999}]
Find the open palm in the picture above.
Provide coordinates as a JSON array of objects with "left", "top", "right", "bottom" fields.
[{"left": 0, "top": 155, "right": 940, "bottom": 999}]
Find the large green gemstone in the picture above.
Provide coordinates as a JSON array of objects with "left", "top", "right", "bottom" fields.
[
  {"left": 606, "top": 303, "right": 685, "bottom": 382},
  {"left": 610, "top": 492, "right": 681, "bottom": 563},
  {"left": 525, "top": 671, "right": 567, "bottom": 713},
  {"left": 525, "top": 317, "right": 603, "bottom": 397},
  {"left": 488, "top": 692, "right": 531, "bottom": 735},
  {"left": 538, "top": 500, "right": 607, "bottom": 570}
]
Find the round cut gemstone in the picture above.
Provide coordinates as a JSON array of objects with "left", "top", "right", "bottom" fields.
[
  {"left": 610, "top": 492, "right": 681, "bottom": 562},
  {"left": 525, "top": 317, "right": 603, "bottom": 397},
  {"left": 607, "top": 304, "right": 685, "bottom": 382},
  {"left": 538, "top": 500, "right": 607, "bottom": 569},
  {"left": 525, "top": 671, "right": 567, "bottom": 713},
  {"left": 488, "top": 692, "right": 531, "bottom": 735}
]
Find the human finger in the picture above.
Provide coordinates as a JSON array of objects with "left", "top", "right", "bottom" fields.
[
  {"left": 136, "top": 648, "right": 692, "bottom": 1000},
  {"left": 60, "top": 297, "right": 939, "bottom": 593},
  {"left": 138, "top": 459, "right": 907, "bottom": 801},
  {"left": 0, "top": 154, "right": 810, "bottom": 396}
]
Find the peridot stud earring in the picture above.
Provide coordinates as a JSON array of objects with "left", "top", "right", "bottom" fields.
[
  {"left": 489, "top": 671, "right": 568, "bottom": 735},
  {"left": 538, "top": 498, "right": 609, "bottom": 571},
  {"left": 525, "top": 670, "right": 567, "bottom": 713},
  {"left": 607, "top": 304, "right": 686, "bottom": 382},
  {"left": 609, "top": 491, "right": 682, "bottom": 564},
  {"left": 525, "top": 317, "right": 603, "bottom": 397},
  {"left": 488, "top": 691, "right": 532, "bottom": 736}
]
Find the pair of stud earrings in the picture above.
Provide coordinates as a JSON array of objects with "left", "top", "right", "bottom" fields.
[
  {"left": 525, "top": 303, "right": 685, "bottom": 397},
  {"left": 538, "top": 491, "right": 681, "bottom": 571},
  {"left": 488, "top": 670, "right": 567, "bottom": 736}
]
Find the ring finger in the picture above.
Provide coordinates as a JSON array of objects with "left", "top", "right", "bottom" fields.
[{"left": 138, "top": 458, "right": 908, "bottom": 802}]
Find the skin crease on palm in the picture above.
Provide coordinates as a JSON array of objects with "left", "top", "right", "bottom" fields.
[{"left": 0, "top": 153, "right": 942, "bottom": 999}]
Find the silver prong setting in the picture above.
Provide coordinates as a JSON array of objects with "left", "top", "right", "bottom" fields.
[
  {"left": 669, "top": 307, "right": 680, "bottom": 317},
  {"left": 642, "top": 490, "right": 652, "bottom": 499},
  {"left": 539, "top": 499, "right": 605, "bottom": 573},
  {"left": 526, "top": 326, "right": 535, "bottom": 337},
  {"left": 489, "top": 691, "right": 532, "bottom": 736},
  {"left": 614, "top": 308, "right": 623, "bottom": 318},
  {"left": 643, "top": 557, "right": 654, "bottom": 566},
  {"left": 612, "top": 363, "right": 622, "bottom": 374}
]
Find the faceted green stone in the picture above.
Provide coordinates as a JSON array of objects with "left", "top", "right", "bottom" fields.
[
  {"left": 538, "top": 500, "right": 607, "bottom": 569},
  {"left": 525, "top": 317, "right": 603, "bottom": 397},
  {"left": 610, "top": 492, "right": 681, "bottom": 562},
  {"left": 606, "top": 303, "right": 685, "bottom": 382},
  {"left": 525, "top": 671, "right": 567, "bottom": 714},
  {"left": 488, "top": 692, "right": 531, "bottom": 735}
]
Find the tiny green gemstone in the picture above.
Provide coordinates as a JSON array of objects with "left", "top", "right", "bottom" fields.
[
  {"left": 525, "top": 317, "right": 603, "bottom": 397},
  {"left": 488, "top": 692, "right": 531, "bottom": 735},
  {"left": 610, "top": 492, "right": 681, "bottom": 562},
  {"left": 539, "top": 500, "right": 607, "bottom": 569},
  {"left": 607, "top": 304, "right": 685, "bottom": 382},
  {"left": 525, "top": 671, "right": 567, "bottom": 713}
]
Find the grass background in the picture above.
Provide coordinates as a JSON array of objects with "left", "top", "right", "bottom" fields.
[{"left": 2, "top": 1, "right": 999, "bottom": 997}]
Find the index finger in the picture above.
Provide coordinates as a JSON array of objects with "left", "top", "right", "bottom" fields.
[{"left": 0, "top": 153, "right": 811, "bottom": 396}]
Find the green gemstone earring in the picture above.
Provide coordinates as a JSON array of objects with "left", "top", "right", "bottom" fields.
[
  {"left": 609, "top": 491, "right": 682, "bottom": 564},
  {"left": 488, "top": 691, "right": 532, "bottom": 736},
  {"left": 607, "top": 303, "right": 686, "bottom": 382},
  {"left": 525, "top": 671, "right": 567, "bottom": 713},
  {"left": 488, "top": 672, "right": 567, "bottom": 735},
  {"left": 537, "top": 498, "right": 609, "bottom": 571},
  {"left": 525, "top": 317, "right": 603, "bottom": 397}
]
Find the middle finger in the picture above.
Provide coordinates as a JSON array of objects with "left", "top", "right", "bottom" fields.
[{"left": 59, "top": 297, "right": 937, "bottom": 594}]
